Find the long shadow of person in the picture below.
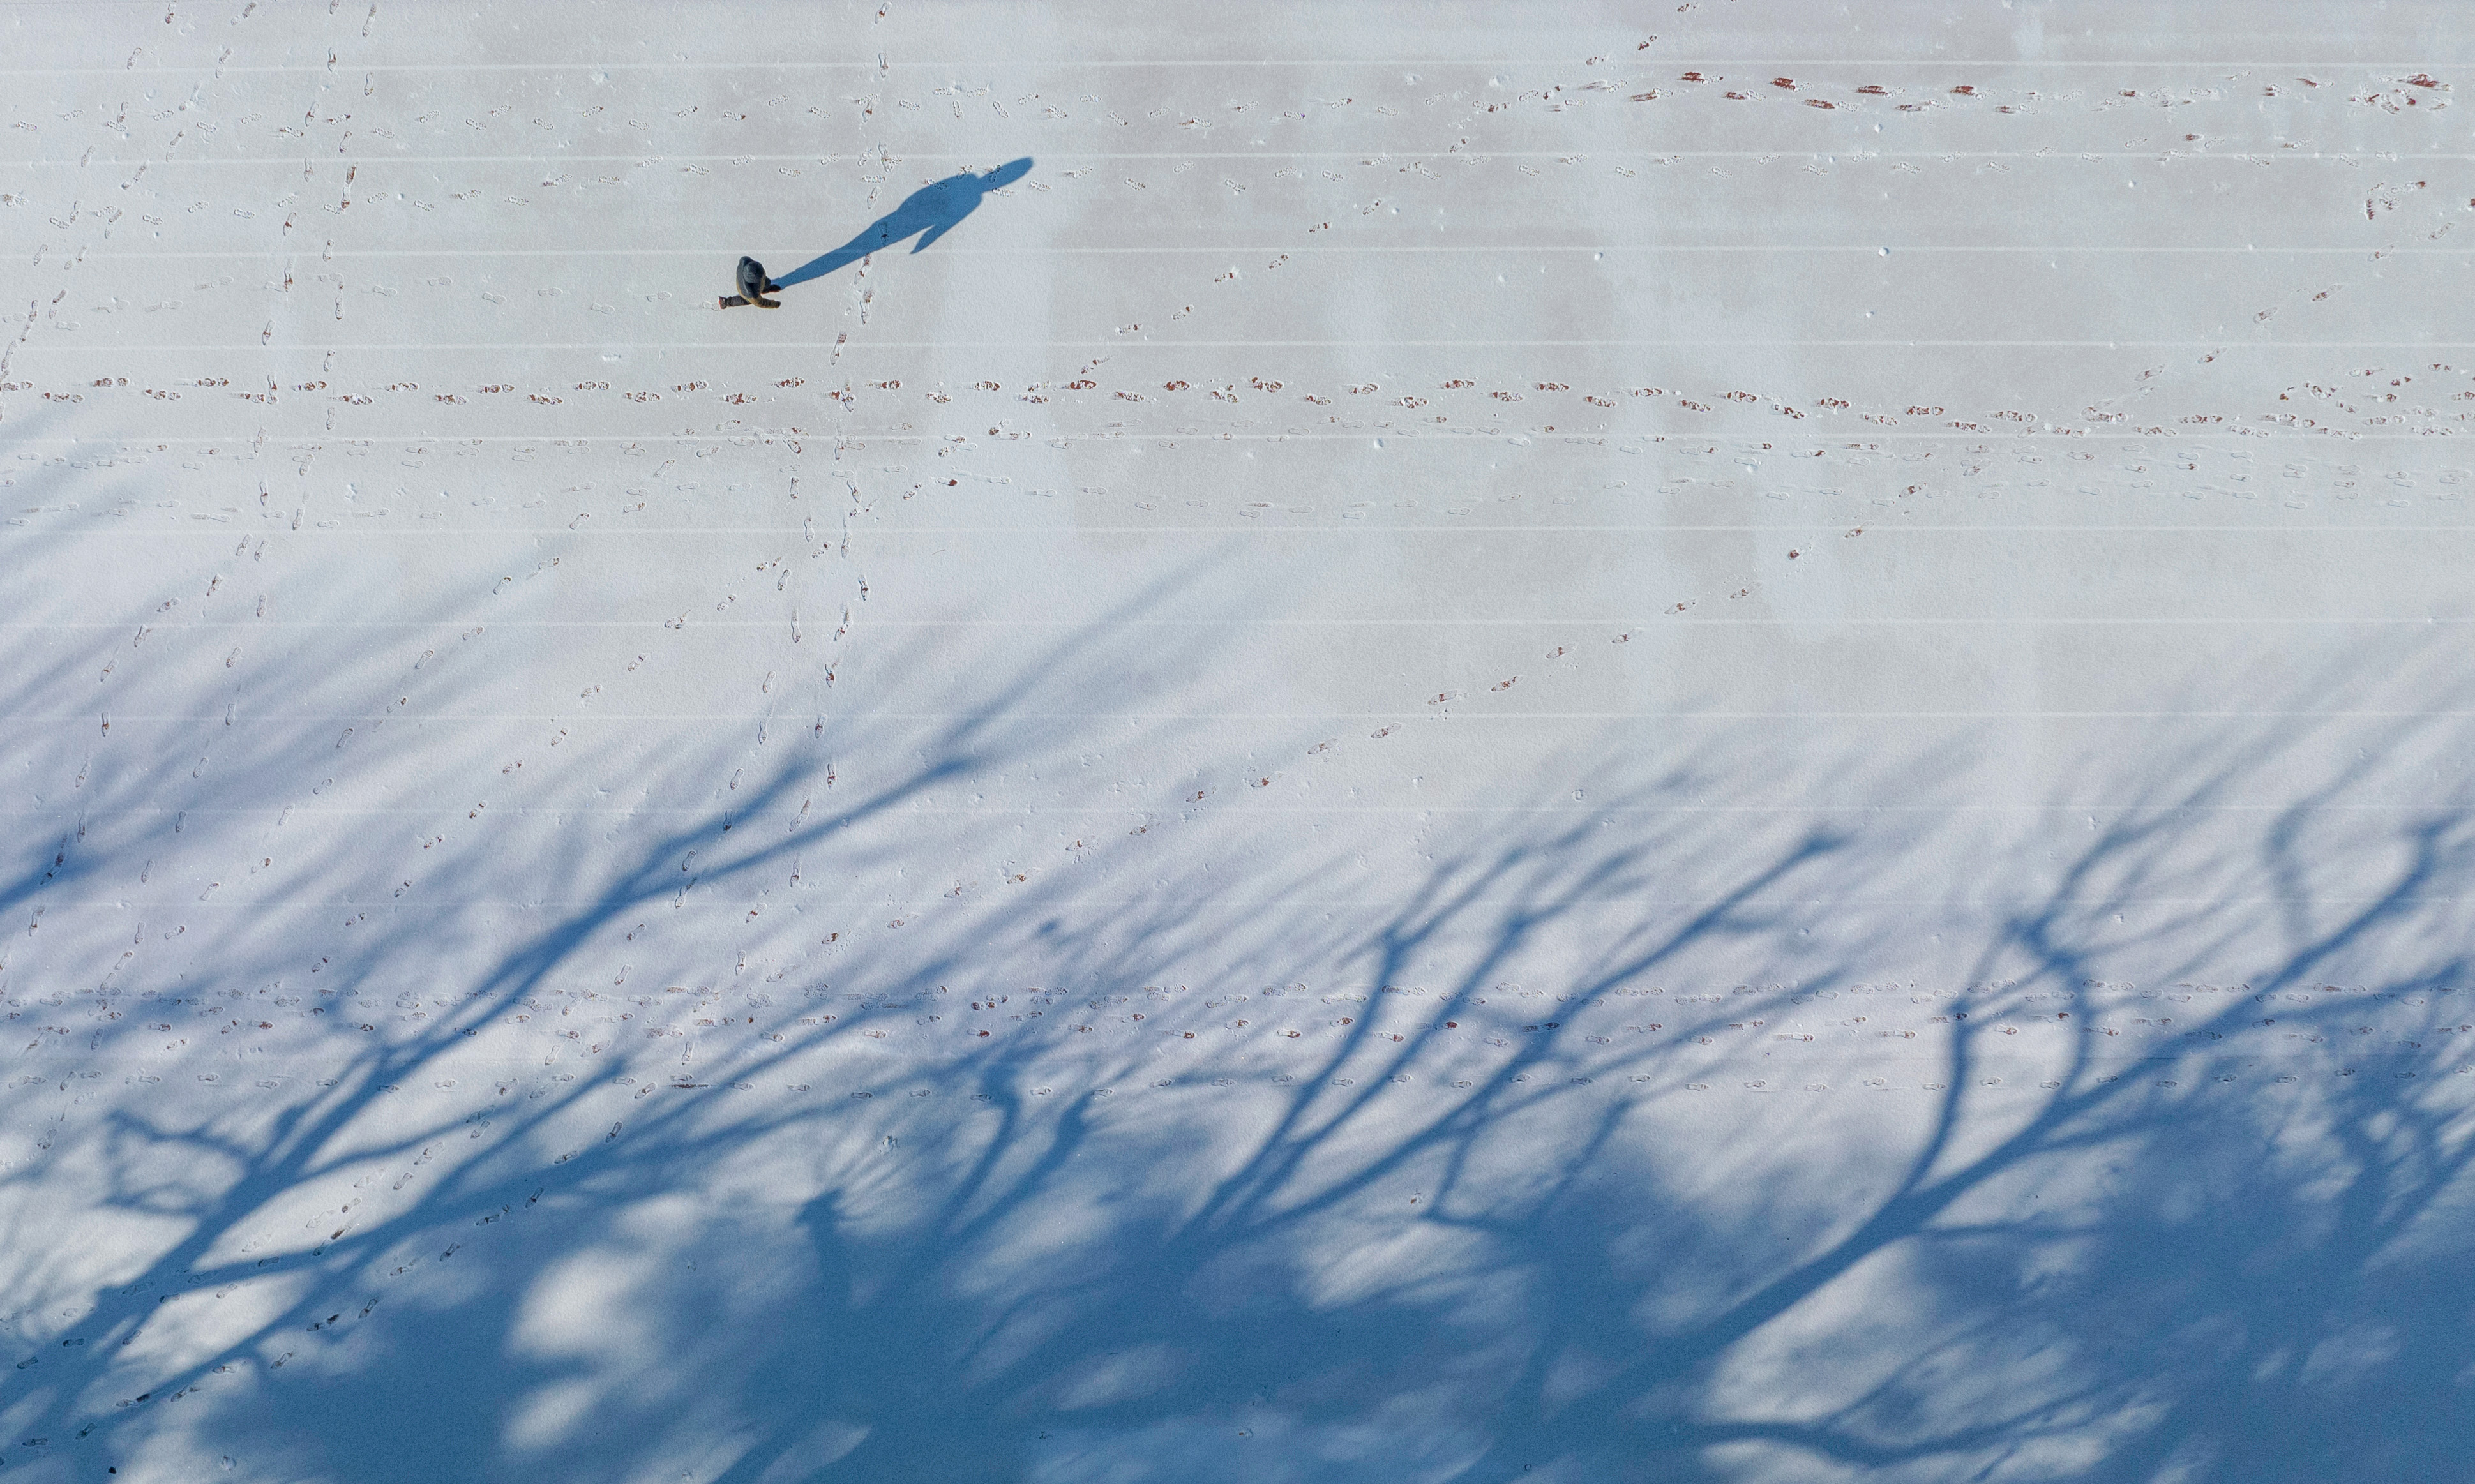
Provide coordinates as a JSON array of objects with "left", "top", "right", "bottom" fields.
[{"left": 769, "top": 158, "right": 1034, "bottom": 292}]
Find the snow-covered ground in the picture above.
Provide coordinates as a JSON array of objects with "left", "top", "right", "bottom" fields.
[{"left": 4, "top": 3, "right": 2474, "bottom": 1479}]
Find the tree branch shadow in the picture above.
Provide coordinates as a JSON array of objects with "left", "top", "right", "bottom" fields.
[{"left": 5, "top": 572, "right": 2475, "bottom": 1482}]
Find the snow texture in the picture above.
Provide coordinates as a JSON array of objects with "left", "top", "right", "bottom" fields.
[{"left": 4, "top": 2, "right": 2475, "bottom": 1480}]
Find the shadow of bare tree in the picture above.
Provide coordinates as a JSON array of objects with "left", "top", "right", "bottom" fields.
[{"left": 3, "top": 539, "right": 2472, "bottom": 1483}]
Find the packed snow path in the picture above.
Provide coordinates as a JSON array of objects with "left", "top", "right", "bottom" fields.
[{"left": 4, "top": 3, "right": 2475, "bottom": 1480}]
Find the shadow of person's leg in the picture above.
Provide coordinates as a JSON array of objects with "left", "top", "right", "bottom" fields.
[{"left": 769, "top": 239, "right": 875, "bottom": 291}]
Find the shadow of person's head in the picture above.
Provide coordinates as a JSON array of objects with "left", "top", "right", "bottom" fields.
[{"left": 979, "top": 156, "right": 1033, "bottom": 190}]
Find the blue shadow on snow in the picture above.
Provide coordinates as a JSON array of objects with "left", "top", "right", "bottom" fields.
[{"left": 769, "top": 157, "right": 1034, "bottom": 290}]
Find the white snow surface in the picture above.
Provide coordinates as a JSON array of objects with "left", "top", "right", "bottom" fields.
[{"left": 4, "top": 3, "right": 2475, "bottom": 1480}]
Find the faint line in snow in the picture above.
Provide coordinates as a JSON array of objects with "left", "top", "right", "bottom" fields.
[
  {"left": 68, "top": 245, "right": 2475, "bottom": 259},
  {"left": 6, "top": 59, "right": 2464, "bottom": 75}
]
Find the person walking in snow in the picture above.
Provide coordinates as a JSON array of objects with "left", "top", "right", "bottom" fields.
[{"left": 719, "top": 255, "right": 781, "bottom": 308}]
